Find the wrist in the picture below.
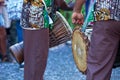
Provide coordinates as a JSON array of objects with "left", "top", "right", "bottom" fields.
[{"left": 73, "top": 8, "right": 81, "bottom": 13}]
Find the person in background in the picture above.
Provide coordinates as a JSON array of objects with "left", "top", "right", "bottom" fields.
[
  {"left": 6, "top": 0, "right": 23, "bottom": 62},
  {"left": 6, "top": 0, "right": 23, "bottom": 48},
  {"left": 72, "top": 0, "right": 120, "bottom": 80},
  {"left": 0, "top": 0, "right": 10, "bottom": 62}
]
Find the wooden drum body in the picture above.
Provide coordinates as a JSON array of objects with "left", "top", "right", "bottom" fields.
[
  {"left": 9, "top": 41, "right": 24, "bottom": 64},
  {"left": 49, "top": 11, "right": 72, "bottom": 47}
]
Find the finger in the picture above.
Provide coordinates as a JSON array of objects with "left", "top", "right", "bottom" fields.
[
  {"left": 76, "top": 19, "right": 82, "bottom": 25},
  {"left": 72, "top": 19, "right": 76, "bottom": 23},
  {"left": 76, "top": 20, "right": 79, "bottom": 24},
  {"left": 81, "top": 19, "right": 84, "bottom": 24}
]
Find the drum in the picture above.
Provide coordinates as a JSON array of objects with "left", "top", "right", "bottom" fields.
[
  {"left": 72, "top": 27, "right": 89, "bottom": 73},
  {"left": 9, "top": 11, "right": 72, "bottom": 64},
  {"left": 49, "top": 11, "right": 72, "bottom": 47},
  {"left": 9, "top": 41, "right": 24, "bottom": 64}
]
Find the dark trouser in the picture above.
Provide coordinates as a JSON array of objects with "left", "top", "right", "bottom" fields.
[
  {"left": 6, "top": 20, "right": 17, "bottom": 61},
  {"left": 87, "top": 20, "right": 120, "bottom": 80},
  {"left": 6, "top": 20, "right": 17, "bottom": 46},
  {"left": 24, "top": 28, "right": 49, "bottom": 80},
  {"left": 0, "top": 27, "right": 7, "bottom": 56}
]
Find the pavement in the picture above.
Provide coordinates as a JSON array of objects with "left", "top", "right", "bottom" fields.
[{"left": 0, "top": 43, "right": 120, "bottom": 80}]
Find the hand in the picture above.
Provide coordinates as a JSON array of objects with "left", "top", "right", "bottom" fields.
[{"left": 72, "top": 12, "right": 84, "bottom": 25}]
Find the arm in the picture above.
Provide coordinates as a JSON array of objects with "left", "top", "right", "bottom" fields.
[
  {"left": 0, "top": 0, "right": 4, "bottom": 3},
  {"left": 55, "top": 0, "right": 74, "bottom": 11},
  {"left": 2, "top": 5, "right": 11, "bottom": 28},
  {"left": 73, "top": 0, "right": 86, "bottom": 12},
  {"left": 72, "top": 0, "right": 86, "bottom": 24}
]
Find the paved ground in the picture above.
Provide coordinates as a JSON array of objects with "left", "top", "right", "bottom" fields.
[{"left": 0, "top": 43, "right": 120, "bottom": 80}]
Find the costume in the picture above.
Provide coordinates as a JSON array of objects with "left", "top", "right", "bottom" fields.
[
  {"left": 21, "top": 0, "right": 49, "bottom": 80},
  {"left": 24, "top": 28, "right": 49, "bottom": 80},
  {"left": 87, "top": 0, "right": 120, "bottom": 80},
  {"left": 87, "top": 20, "right": 120, "bottom": 80}
]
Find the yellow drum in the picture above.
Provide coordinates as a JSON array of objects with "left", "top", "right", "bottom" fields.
[{"left": 72, "top": 27, "right": 89, "bottom": 73}]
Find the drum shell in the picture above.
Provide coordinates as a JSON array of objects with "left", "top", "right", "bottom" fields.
[
  {"left": 49, "top": 11, "right": 72, "bottom": 47},
  {"left": 9, "top": 41, "right": 24, "bottom": 64}
]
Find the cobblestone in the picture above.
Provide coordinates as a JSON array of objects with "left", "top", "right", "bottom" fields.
[{"left": 0, "top": 43, "right": 120, "bottom": 80}]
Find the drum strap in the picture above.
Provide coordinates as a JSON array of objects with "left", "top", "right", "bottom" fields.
[{"left": 82, "top": 0, "right": 96, "bottom": 32}]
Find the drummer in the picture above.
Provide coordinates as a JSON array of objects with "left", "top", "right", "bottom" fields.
[
  {"left": 10, "top": 0, "right": 74, "bottom": 66},
  {"left": 20, "top": 0, "right": 74, "bottom": 80},
  {"left": 72, "top": 0, "right": 120, "bottom": 80}
]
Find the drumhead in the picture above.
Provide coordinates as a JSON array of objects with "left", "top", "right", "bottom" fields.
[{"left": 72, "top": 27, "right": 89, "bottom": 73}]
